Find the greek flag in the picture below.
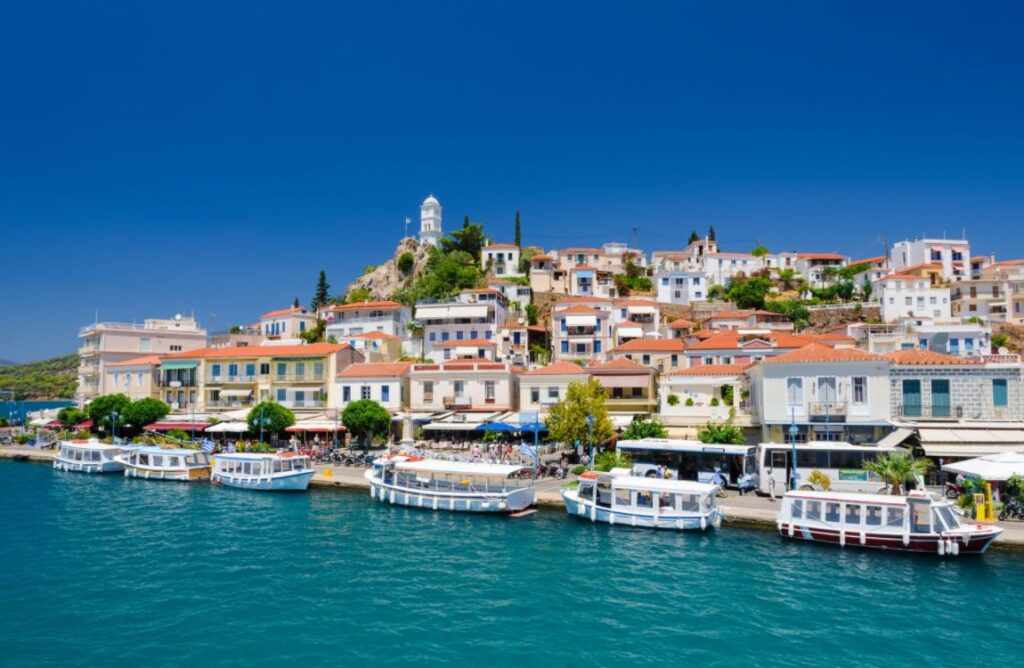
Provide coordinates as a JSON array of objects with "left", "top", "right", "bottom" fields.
[
  {"left": 519, "top": 443, "right": 538, "bottom": 465},
  {"left": 201, "top": 438, "right": 216, "bottom": 454}
]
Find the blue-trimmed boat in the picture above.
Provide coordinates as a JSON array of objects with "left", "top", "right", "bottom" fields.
[{"left": 212, "top": 453, "right": 314, "bottom": 492}]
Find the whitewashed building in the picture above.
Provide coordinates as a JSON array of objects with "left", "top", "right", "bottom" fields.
[
  {"left": 874, "top": 274, "right": 952, "bottom": 322},
  {"left": 482, "top": 243, "right": 522, "bottom": 278},
  {"left": 335, "top": 362, "right": 411, "bottom": 412},
  {"left": 891, "top": 237, "right": 970, "bottom": 281}
]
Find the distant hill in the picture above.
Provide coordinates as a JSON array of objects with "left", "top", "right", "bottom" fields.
[
  {"left": 0, "top": 359, "right": 15, "bottom": 367},
  {"left": 0, "top": 353, "right": 79, "bottom": 400}
]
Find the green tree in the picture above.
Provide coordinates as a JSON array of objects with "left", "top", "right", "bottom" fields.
[
  {"left": 57, "top": 406, "right": 88, "bottom": 428},
  {"left": 546, "top": 379, "right": 615, "bottom": 448},
  {"left": 342, "top": 399, "right": 392, "bottom": 448},
  {"left": 292, "top": 297, "right": 300, "bottom": 308},
  {"left": 621, "top": 416, "right": 668, "bottom": 440},
  {"left": 992, "top": 332, "right": 1010, "bottom": 349},
  {"left": 346, "top": 287, "right": 372, "bottom": 304},
  {"left": 697, "top": 421, "right": 746, "bottom": 445},
  {"left": 725, "top": 276, "right": 773, "bottom": 309},
  {"left": 688, "top": 230, "right": 699, "bottom": 244},
  {"left": 247, "top": 402, "right": 296, "bottom": 436},
  {"left": 529, "top": 344, "right": 550, "bottom": 365},
  {"left": 312, "top": 270, "right": 330, "bottom": 310},
  {"left": 594, "top": 450, "right": 632, "bottom": 472},
  {"left": 751, "top": 244, "right": 769, "bottom": 257},
  {"left": 514, "top": 209, "right": 522, "bottom": 248},
  {"left": 122, "top": 398, "right": 170, "bottom": 433},
  {"left": 299, "top": 319, "right": 327, "bottom": 344},
  {"left": 763, "top": 300, "right": 810, "bottom": 330},
  {"left": 863, "top": 452, "right": 932, "bottom": 495},
  {"left": 525, "top": 303, "right": 539, "bottom": 326},
  {"left": 708, "top": 225, "right": 716, "bottom": 241},
  {"left": 412, "top": 249, "right": 481, "bottom": 300},
  {"left": 440, "top": 216, "right": 488, "bottom": 262},
  {"left": 86, "top": 394, "right": 132, "bottom": 432},
  {"left": 397, "top": 251, "right": 415, "bottom": 274}
]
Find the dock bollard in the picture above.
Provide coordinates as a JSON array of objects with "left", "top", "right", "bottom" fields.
[{"left": 323, "top": 468, "right": 332, "bottom": 478}]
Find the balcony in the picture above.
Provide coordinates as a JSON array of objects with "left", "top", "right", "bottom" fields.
[
  {"left": 207, "top": 374, "right": 259, "bottom": 384},
  {"left": 443, "top": 395, "right": 472, "bottom": 409},
  {"left": 274, "top": 373, "right": 325, "bottom": 383},
  {"left": 898, "top": 404, "right": 961, "bottom": 420},
  {"left": 206, "top": 399, "right": 255, "bottom": 409},
  {"left": 158, "top": 379, "right": 197, "bottom": 388},
  {"left": 279, "top": 399, "right": 326, "bottom": 409},
  {"left": 809, "top": 402, "right": 848, "bottom": 417}
]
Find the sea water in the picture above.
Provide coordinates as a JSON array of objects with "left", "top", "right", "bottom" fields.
[{"left": 1, "top": 460, "right": 1021, "bottom": 667}]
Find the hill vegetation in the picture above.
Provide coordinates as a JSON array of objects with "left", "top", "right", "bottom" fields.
[{"left": 0, "top": 353, "right": 79, "bottom": 399}]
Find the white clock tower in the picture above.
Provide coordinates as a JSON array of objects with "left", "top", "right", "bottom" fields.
[{"left": 419, "top": 194, "right": 442, "bottom": 247}]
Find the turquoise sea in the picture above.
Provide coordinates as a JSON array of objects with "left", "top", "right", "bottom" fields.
[
  {"left": 1, "top": 460, "right": 1022, "bottom": 667},
  {"left": 0, "top": 400, "right": 73, "bottom": 423}
]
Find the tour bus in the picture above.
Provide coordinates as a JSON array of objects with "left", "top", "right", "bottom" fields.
[
  {"left": 616, "top": 439, "right": 758, "bottom": 490},
  {"left": 756, "top": 441, "right": 905, "bottom": 495}
]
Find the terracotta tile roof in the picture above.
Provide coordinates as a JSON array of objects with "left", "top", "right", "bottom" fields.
[
  {"left": 848, "top": 256, "right": 887, "bottom": 266},
  {"left": 322, "top": 300, "right": 405, "bottom": 312},
  {"left": 761, "top": 343, "right": 882, "bottom": 364},
  {"left": 570, "top": 265, "right": 600, "bottom": 271},
  {"left": 554, "top": 296, "right": 612, "bottom": 304},
  {"left": 108, "top": 354, "right": 163, "bottom": 367},
  {"left": 338, "top": 362, "right": 413, "bottom": 378},
  {"left": 881, "top": 349, "right": 978, "bottom": 366},
  {"left": 531, "top": 254, "right": 552, "bottom": 262},
  {"left": 993, "top": 259, "right": 1024, "bottom": 268},
  {"left": 484, "top": 243, "right": 519, "bottom": 250},
  {"left": 809, "top": 333, "right": 857, "bottom": 344},
  {"left": 522, "top": 361, "right": 589, "bottom": 376},
  {"left": 612, "top": 339, "right": 686, "bottom": 353},
  {"left": 669, "top": 363, "right": 750, "bottom": 376},
  {"left": 412, "top": 362, "right": 509, "bottom": 372},
  {"left": 586, "top": 358, "right": 654, "bottom": 372},
  {"left": 797, "top": 252, "right": 847, "bottom": 261},
  {"left": 669, "top": 318, "right": 696, "bottom": 329},
  {"left": 432, "top": 338, "right": 497, "bottom": 348},
  {"left": 613, "top": 299, "right": 661, "bottom": 307},
  {"left": 527, "top": 325, "right": 547, "bottom": 333},
  {"left": 560, "top": 247, "right": 605, "bottom": 255},
  {"left": 350, "top": 331, "right": 402, "bottom": 341},
  {"left": 687, "top": 330, "right": 812, "bottom": 351},
  {"left": 164, "top": 342, "right": 348, "bottom": 360},
  {"left": 970, "top": 256, "right": 987, "bottom": 263},
  {"left": 703, "top": 309, "right": 785, "bottom": 320},
  {"left": 260, "top": 306, "right": 310, "bottom": 319},
  {"left": 556, "top": 305, "right": 607, "bottom": 315}
]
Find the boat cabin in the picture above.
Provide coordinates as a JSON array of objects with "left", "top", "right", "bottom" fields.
[{"left": 576, "top": 471, "right": 718, "bottom": 515}]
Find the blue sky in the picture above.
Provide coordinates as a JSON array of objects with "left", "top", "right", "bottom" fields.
[{"left": 2, "top": 1, "right": 1023, "bottom": 362}]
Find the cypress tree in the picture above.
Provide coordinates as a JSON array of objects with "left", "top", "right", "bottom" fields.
[
  {"left": 688, "top": 230, "right": 699, "bottom": 244},
  {"left": 312, "top": 270, "right": 330, "bottom": 310},
  {"left": 708, "top": 226, "right": 717, "bottom": 241},
  {"left": 514, "top": 210, "right": 522, "bottom": 248}
]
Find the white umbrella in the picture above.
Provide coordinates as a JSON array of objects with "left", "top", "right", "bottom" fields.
[
  {"left": 942, "top": 452, "right": 1024, "bottom": 482},
  {"left": 205, "top": 421, "right": 250, "bottom": 433}
]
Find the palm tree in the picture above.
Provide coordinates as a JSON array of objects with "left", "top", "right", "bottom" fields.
[{"left": 864, "top": 452, "right": 932, "bottom": 495}]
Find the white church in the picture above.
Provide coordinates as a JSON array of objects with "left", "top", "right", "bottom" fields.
[{"left": 419, "top": 194, "right": 442, "bottom": 247}]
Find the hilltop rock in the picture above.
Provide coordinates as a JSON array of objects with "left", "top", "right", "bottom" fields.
[{"left": 343, "top": 237, "right": 433, "bottom": 302}]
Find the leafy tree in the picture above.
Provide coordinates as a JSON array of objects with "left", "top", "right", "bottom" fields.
[
  {"left": 299, "top": 319, "right": 327, "bottom": 344},
  {"left": 697, "top": 421, "right": 745, "bottom": 445},
  {"left": 247, "top": 401, "right": 296, "bottom": 436},
  {"left": 861, "top": 281, "right": 873, "bottom": 302},
  {"left": 342, "top": 399, "right": 392, "bottom": 448},
  {"left": 595, "top": 450, "right": 632, "bottom": 472},
  {"left": 546, "top": 379, "right": 615, "bottom": 447},
  {"left": 864, "top": 452, "right": 932, "bottom": 495},
  {"left": 992, "top": 332, "right": 1010, "bottom": 350},
  {"left": 688, "top": 230, "right": 699, "bottom": 244},
  {"left": 706, "top": 284, "right": 725, "bottom": 300},
  {"left": 525, "top": 303, "right": 539, "bottom": 326},
  {"left": 312, "top": 270, "right": 330, "bottom": 310},
  {"left": 57, "top": 406, "right": 88, "bottom": 428},
  {"left": 346, "top": 288, "right": 372, "bottom": 304},
  {"left": 708, "top": 225, "right": 716, "bottom": 241},
  {"left": 514, "top": 209, "right": 522, "bottom": 248},
  {"left": 621, "top": 416, "right": 668, "bottom": 440},
  {"left": 397, "top": 251, "right": 415, "bottom": 274},
  {"left": 122, "top": 398, "right": 170, "bottom": 433},
  {"left": 412, "top": 249, "right": 480, "bottom": 300},
  {"left": 763, "top": 300, "right": 810, "bottom": 330},
  {"left": 725, "top": 276, "right": 773, "bottom": 309},
  {"left": 529, "top": 344, "right": 550, "bottom": 365},
  {"left": 440, "top": 216, "right": 488, "bottom": 262},
  {"left": 837, "top": 262, "right": 871, "bottom": 282},
  {"left": 751, "top": 244, "right": 769, "bottom": 257},
  {"left": 86, "top": 394, "right": 131, "bottom": 432},
  {"left": 518, "top": 247, "right": 536, "bottom": 275}
]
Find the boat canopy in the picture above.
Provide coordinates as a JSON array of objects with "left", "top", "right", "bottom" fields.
[
  {"left": 784, "top": 490, "right": 911, "bottom": 507},
  {"left": 214, "top": 453, "right": 309, "bottom": 462},
  {"left": 610, "top": 475, "right": 719, "bottom": 495},
  {"left": 60, "top": 440, "right": 120, "bottom": 451},
  {"left": 133, "top": 446, "right": 203, "bottom": 456},
  {"left": 393, "top": 459, "right": 524, "bottom": 477}
]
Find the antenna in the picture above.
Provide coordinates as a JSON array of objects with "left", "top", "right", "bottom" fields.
[{"left": 405, "top": 217, "right": 411, "bottom": 239}]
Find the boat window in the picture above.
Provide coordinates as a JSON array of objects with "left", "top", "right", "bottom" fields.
[
  {"left": 596, "top": 481, "right": 612, "bottom": 507},
  {"left": 910, "top": 502, "right": 931, "bottom": 533},
  {"left": 152, "top": 455, "right": 164, "bottom": 467},
  {"left": 138, "top": 453, "right": 149, "bottom": 465},
  {"left": 243, "top": 462, "right": 251, "bottom": 475},
  {"left": 791, "top": 499, "right": 803, "bottom": 519},
  {"left": 865, "top": 505, "right": 883, "bottom": 526},
  {"left": 844, "top": 504, "right": 862, "bottom": 525},
  {"left": 885, "top": 507, "right": 905, "bottom": 529},
  {"left": 936, "top": 506, "right": 961, "bottom": 529},
  {"left": 681, "top": 494, "right": 699, "bottom": 512},
  {"left": 932, "top": 509, "right": 948, "bottom": 532},
  {"left": 825, "top": 503, "right": 841, "bottom": 522},
  {"left": 614, "top": 488, "right": 631, "bottom": 508},
  {"left": 578, "top": 482, "right": 595, "bottom": 500},
  {"left": 656, "top": 492, "right": 675, "bottom": 510},
  {"left": 252, "top": 463, "right": 263, "bottom": 476},
  {"left": 637, "top": 491, "right": 654, "bottom": 508},
  {"left": 804, "top": 500, "right": 821, "bottom": 521},
  {"left": 90, "top": 451, "right": 101, "bottom": 461}
]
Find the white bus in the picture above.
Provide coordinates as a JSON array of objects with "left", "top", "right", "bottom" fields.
[
  {"left": 756, "top": 441, "right": 905, "bottom": 495},
  {"left": 616, "top": 439, "right": 758, "bottom": 491}
]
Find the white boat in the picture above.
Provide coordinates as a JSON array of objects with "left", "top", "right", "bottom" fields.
[
  {"left": 561, "top": 470, "right": 723, "bottom": 531},
  {"left": 777, "top": 490, "right": 1003, "bottom": 556},
  {"left": 117, "top": 446, "right": 212, "bottom": 482},
  {"left": 212, "top": 452, "right": 315, "bottom": 491},
  {"left": 53, "top": 440, "right": 125, "bottom": 474},
  {"left": 365, "top": 456, "right": 536, "bottom": 513}
]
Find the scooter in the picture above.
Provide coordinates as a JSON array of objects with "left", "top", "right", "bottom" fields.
[
  {"left": 998, "top": 497, "right": 1024, "bottom": 521},
  {"left": 945, "top": 482, "right": 965, "bottom": 499}
]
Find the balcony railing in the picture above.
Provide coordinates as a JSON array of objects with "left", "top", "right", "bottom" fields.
[
  {"left": 206, "top": 399, "right": 255, "bottom": 409},
  {"left": 898, "top": 404, "right": 961, "bottom": 419},
  {"left": 279, "top": 399, "right": 326, "bottom": 409},
  {"left": 809, "top": 402, "right": 848, "bottom": 417},
  {"left": 443, "top": 395, "right": 472, "bottom": 409},
  {"left": 158, "top": 379, "right": 197, "bottom": 388},
  {"left": 208, "top": 374, "right": 259, "bottom": 384},
  {"left": 274, "top": 373, "right": 325, "bottom": 382}
]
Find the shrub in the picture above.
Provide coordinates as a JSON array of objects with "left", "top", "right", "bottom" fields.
[
  {"left": 710, "top": 397, "right": 720, "bottom": 406},
  {"left": 595, "top": 450, "right": 632, "bottom": 471},
  {"left": 667, "top": 394, "right": 679, "bottom": 406},
  {"left": 807, "top": 469, "right": 832, "bottom": 491},
  {"left": 397, "top": 252, "right": 415, "bottom": 273},
  {"left": 166, "top": 429, "right": 191, "bottom": 442},
  {"left": 571, "top": 465, "right": 588, "bottom": 476},
  {"left": 685, "top": 397, "right": 695, "bottom": 407}
]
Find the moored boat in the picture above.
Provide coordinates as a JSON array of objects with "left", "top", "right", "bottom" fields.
[
  {"left": 777, "top": 490, "right": 1003, "bottom": 556},
  {"left": 365, "top": 456, "right": 536, "bottom": 513},
  {"left": 561, "top": 470, "right": 723, "bottom": 531},
  {"left": 211, "top": 452, "right": 315, "bottom": 491},
  {"left": 117, "top": 446, "right": 212, "bottom": 482},
  {"left": 53, "top": 440, "right": 125, "bottom": 474}
]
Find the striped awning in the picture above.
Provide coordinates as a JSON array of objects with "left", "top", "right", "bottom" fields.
[{"left": 161, "top": 361, "right": 199, "bottom": 370}]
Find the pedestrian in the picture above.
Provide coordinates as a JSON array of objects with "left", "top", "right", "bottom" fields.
[{"left": 768, "top": 465, "right": 776, "bottom": 502}]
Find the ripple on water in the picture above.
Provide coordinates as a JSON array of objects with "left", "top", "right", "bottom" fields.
[{"left": 0, "top": 461, "right": 1021, "bottom": 668}]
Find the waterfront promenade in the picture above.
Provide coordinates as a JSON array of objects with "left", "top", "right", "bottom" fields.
[{"left": 5, "top": 445, "right": 1023, "bottom": 550}]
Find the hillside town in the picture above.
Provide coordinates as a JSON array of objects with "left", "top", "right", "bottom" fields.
[{"left": 69, "top": 195, "right": 1024, "bottom": 482}]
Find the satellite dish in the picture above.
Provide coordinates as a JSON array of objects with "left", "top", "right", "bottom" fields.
[
  {"left": 174, "top": 313, "right": 183, "bottom": 321},
  {"left": 518, "top": 317, "right": 525, "bottom": 325}
]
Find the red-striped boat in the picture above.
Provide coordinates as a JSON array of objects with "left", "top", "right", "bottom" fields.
[{"left": 777, "top": 490, "right": 1002, "bottom": 556}]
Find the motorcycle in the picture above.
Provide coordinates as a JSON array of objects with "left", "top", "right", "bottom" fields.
[
  {"left": 998, "top": 497, "right": 1024, "bottom": 521},
  {"left": 945, "top": 482, "right": 965, "bottom": 499}
]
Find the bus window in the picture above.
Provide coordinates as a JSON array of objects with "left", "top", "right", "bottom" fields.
[
  {"left": 797, "top": 450, "right": 829, "bottom": 469},
  {"left": 770, "top": 450, "right": 787, "bottom": 471},
  {"left": 831, "top": 450, "right": 864, "bottom": 470}
]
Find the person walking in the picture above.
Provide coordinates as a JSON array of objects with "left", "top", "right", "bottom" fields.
[{"left": 768, "top": 465, "right": 776, "bottom": 502}]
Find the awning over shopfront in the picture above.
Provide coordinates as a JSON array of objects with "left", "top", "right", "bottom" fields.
[
  {"left": 916, "top": 427, "right": 1024, "bottom": 458},
  {"left": 286, "top": 418, "right": 345, "bottom": 433},
  {"left": 161, "top": 360, "right": 199, "bottom": 370},
  {"left": 219, "top": 389, "right": 253, "bottom": 398},
  {"left": 565, "top": 314, "right": 597, "bottom": 327},
  {"left": 144, "top": 422, "right": 208, "bottom": 432},
  {"left": 205, "top": 421, "right": 250, "bottom": 433},
  {"left": 942, "top": 452, "right": 1024, "bottom": 481},
  {"left": 876, "top": 427, "right": 914, "bottom": 448}
]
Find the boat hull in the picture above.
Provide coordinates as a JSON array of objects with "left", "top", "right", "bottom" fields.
[
  {"left": 778, "top": 522, "right": 1001, "bottom": 555},
  {"left": 123, "top": 465, "right": 211, "bottom": 482},
  {"left": 366, "top": 472, "right": 534, "bottom": 513},
  {"left": 561, "top": 490, "right": 721, "bottom": 531},
  {"left": 53, "top": 458, "right": 125, "bottom": 474},
  {"left": 212, "top": 469, "right": 314, "bottom": 492}
]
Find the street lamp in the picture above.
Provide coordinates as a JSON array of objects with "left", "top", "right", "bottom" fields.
[
  {"left": 585, "top": 413, "right": 595, "bottom": 470},
  {"left": 333, "top": 409, "right": 340, "bottom": 451},
  {"left": 788, "top": 407, "right": 799, "bottom": 491},
  {"left": 255, "top": 404, "right": 268, "bottom": 446},
  {"left": 110, "top": 410, "right": 120, "bottom": 442}
]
